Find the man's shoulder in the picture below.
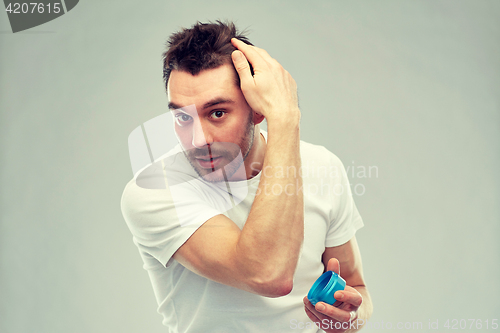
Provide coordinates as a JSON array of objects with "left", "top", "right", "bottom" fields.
[
  {"left": 260, "top": 129, "right": 342, "bottom": 166},
  {"left": 120, "top": 145, "right": 193, "bottom": 215},
  {"left": 120, "top": 168, "right": 172, "bottom": 220},
  {"left": 299, "top": 137, "right": 344, "bottom": 168}
]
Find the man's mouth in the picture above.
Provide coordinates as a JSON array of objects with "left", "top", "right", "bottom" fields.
[{"left": 195, "top": 155, "right": 223, "bottom": 170}]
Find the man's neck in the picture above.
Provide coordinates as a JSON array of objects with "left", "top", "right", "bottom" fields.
[{"left": 243, "top": 125, "right": 266, "bottom": 180}]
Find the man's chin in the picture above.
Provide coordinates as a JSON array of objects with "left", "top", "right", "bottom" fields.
[
  {"left": 194, "top": 158, "right": 246, "bottom": 182},
  {"left": 197, "top": 168, "right": 227, "bottom": 183},
  {"left": 185, "top": 150, "right": 246, "bottom": 182}
]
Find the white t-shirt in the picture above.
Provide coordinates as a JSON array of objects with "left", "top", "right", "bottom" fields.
[{"left": 121, "top": 131, "right": 363, "bottom": 333}]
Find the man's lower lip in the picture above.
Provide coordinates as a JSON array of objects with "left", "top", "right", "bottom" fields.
[{"left": 196, "top": 157, "right": 222, "bottom": 169}]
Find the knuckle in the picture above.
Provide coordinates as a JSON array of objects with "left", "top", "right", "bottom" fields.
[
  {"left": 355, "top": 294, "right": 363, "bottom": 307},
  {"left": 323, "top": 306, "right": 334, "bottom": 317},
  {"left": 235, "top": 63, "right": 249, "bottom": 72}
]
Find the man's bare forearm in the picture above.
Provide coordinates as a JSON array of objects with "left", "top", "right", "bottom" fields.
[
  {"left": 229, "top": 38, "right": 304, "bottom": 297},
  {"left": 236, "top": 117, "right": 303, "bottom": 296}
]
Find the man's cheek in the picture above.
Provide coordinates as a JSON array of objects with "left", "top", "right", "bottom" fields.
[{"left": 175, "top": 131, "right": 192, "bottom": 149}]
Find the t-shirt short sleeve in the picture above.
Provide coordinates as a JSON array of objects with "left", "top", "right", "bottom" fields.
[
  {"left": 324, "top": 151, "right": 364, "bottom": 248},
  {"left": 121, "top": 176, "right": 222, "bottom": 267}
]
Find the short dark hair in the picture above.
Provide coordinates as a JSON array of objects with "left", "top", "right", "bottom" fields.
[{"left": 162, "top": 20, "right": 253, "bottom": 91}]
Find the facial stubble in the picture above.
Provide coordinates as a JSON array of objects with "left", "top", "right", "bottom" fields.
[{"left": 184, "top": 112, "right": 255, "bottom": 183}]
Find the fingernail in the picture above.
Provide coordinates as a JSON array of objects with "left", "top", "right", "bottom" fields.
[
  {"left": 336, "top": 292, "right": 344, "bottom": 300},
  {"left": 232, "top": 51, "right": 242, "bottom": 60},
  {"left": 316, "top": 303, "right": 325, "bottom": 311}
]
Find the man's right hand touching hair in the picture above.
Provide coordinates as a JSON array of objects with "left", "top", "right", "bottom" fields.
[{"left": 231, "top": 38, "right": 301, "bottom": 127}]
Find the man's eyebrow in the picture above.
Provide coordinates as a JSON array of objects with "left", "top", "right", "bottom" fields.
[
  {"left": 168, "top": 102, "right": 183, "bottom": 110},
  {"left": 168, "top": 98, "right": 234, "bottom": 111},
  {"left": 202, "top": 98, "right": 234, "bottom": 110}
]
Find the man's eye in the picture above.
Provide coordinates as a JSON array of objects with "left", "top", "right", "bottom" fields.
[
  {"left": 210, "top": 110, "right": 226, "bottom": 119},
  {"left": 175, "top": 114, "right": 193, "bottom": 126}
]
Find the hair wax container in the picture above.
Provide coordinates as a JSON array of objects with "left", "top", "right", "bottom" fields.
[{"left": 307, "top": 271, "right": 346, "bottom": 306}]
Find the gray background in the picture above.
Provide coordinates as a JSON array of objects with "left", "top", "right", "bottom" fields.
[{"left": 1, "top": 0, "right": 498, "bottom": 332}]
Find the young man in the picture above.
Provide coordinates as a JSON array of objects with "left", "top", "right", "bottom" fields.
[{"left": 121, "top": 21, "right": 372, "bottom": 332}]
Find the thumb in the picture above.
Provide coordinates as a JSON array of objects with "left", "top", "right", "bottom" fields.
[
  {"left": 327, "top": 258, "right": 340, "bottom": 275},
  {"left": 231, "top": 50, "right": 254, "bottom": 89}
]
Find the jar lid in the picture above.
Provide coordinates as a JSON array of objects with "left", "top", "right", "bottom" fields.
[{"left": 307, "top": 271, "right": 346, "bottom": 306}]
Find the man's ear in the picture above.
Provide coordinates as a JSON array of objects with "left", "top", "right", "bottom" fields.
[{"left": 252, "top": 112, "right": 265, "bottom": 125}]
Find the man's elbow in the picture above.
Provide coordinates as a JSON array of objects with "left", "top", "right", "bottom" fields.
[{"left": 249, "top": 277, "right": 294, "bottom": 298}]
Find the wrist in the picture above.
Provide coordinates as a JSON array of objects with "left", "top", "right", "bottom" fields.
[
  {"left": 265, "top": 108, "right": 301, "bottom": 129},
  {"left": 266, "top": 116, "right": 300, "bottom": 136}
]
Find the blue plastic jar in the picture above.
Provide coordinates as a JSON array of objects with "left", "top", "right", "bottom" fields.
[{"left": 307, "top": 271, "right": 346, "bottom": 306}]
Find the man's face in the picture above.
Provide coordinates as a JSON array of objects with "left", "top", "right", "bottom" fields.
[{"left": 167, "top": 64, "right": 255, "bottom": 182}]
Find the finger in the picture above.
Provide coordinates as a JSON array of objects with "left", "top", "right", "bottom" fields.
[
  {"left": 327, "top": 257, "right": 340, "bottom": 275},
  {"left": 245, "top": 44, "right": 284, "bottom": 70},
  {"left": 231, "top": 38, "right": 269, "bottom": 70},
  {"left": 304, "top": 306, "right": 323, "bottom": 329},
  {"left": 313, "top": 302, "right": 353, "bottom": 323},
  {"left": 253, "top": 46, "right": 271, "bottom": 58},
  {"left": 231, "top": 50, "right": 254, "bottom": 89},
  {"left": 303, "top": 297, "right": 330, "bottom": 322},
  {"left": 252, "top": 46, "right": 273, "bottom": 61},
  {"left": 334, "top": 290, "right": 363, "bottom": 308}
]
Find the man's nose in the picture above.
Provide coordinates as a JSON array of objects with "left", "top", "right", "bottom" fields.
[{"left": 192, "top": 117, "right": 212, "bottom": 148}]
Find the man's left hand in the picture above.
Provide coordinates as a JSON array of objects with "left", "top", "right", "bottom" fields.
[{"left": 303, "top": 259, "right": 363, "bottom": 333}]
